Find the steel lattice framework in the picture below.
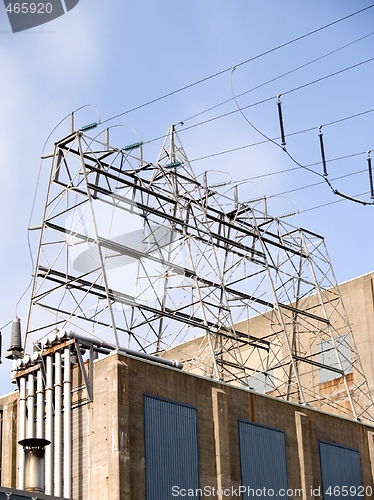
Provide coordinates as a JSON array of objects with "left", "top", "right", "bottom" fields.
[{"left": 25, "top": 125, "right": 374, "bottom": 421}]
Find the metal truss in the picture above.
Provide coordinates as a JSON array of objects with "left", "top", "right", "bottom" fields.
[{"left": 25, "top": 124, "right": 374, "bottom": 422}]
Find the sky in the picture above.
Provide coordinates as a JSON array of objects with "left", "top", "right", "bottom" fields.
[{"left": 1, "top": 0, "right": 374, "bottom": 394}]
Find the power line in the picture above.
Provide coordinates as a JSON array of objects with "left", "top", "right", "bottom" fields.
[
  {"left": 231, "top": 69, "right": 326, "bottom": 185},
  {"left": 230, "top": 66, "right": 374, "bottom": 205},
  {"left": 213, "top": 167, "right": 365, "bottom": 210},
  {"left": 218, "top": 151, "right": 369, "bottom": 189},
  {"left": 99, "top": 4, "right": 374, "bottom": 126},
  {"left": 188, "top": 120, "right": 374, "bottom": 164},
  {"left": 282, "top": 56, "right": 374, "bottom": 97},
  {"left": 300, "top": 191, "right": 369, "bottom": 213},
  {"left": 174, "top": 60, "right": 374, "bottom": 139},
  {"left": 180, "top": 30, "right": 374, "bottom": 126},
  {"left": 267, "top": 168, "right": 367, "bottom": 199}
]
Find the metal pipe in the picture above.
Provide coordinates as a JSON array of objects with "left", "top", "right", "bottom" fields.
[
  {"left": 18, "top": 376, "right": 27, "bottom": 490},
  {"left": 62, "top": 330, "right": 183, "bottom": 369},
  {"left": 54, "top": 351, "right": 62, "bottom": 497},
  {"left": 45, "top": 355, "right": 53, "bottom": 495},
  {"left": 117, "top": 347, "right": 183, "bottom": 369},
  {"left": 27, "top": 373, "right": 35, "bottom": 439},
  {"left": 64, "top": 346, "right": 72, "bottom": 499},
  {"left": 36, "top": 369, "right": 44, "bottom": 439}
]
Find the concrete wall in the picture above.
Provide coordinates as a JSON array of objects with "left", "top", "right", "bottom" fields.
[
  {"left": 337, "top": 272, "right": 374, "bottom": 395},
  {"left": 0, "top": 391, "right": 18, "bottom": 489},
  {"left": 1, "top": 351, "right": 374, "bottom": 500},
  {"left": 89, "top": 352, "right": 374, "bottom": 500},
  {"left": 164, "top": 271, "right": 374, "bottom": 421}
]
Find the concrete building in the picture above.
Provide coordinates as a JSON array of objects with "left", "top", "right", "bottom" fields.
[
  {"left": 1, "top": 348, "right": 374, "bottom": 500},
  {"left": 164, "top": 271, "right": 374, "bottom": 422},
  {"left": 1, "top": 270, "right": 374, "bottom": 500}
]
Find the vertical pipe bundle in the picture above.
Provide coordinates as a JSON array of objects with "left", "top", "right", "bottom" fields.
[{"left": 17, "top": 345, "right": 73, "bottom": 499}]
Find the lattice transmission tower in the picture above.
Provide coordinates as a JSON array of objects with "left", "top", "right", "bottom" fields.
[{"left": 24, "top": 123, "right": 374, "bottom": 422}]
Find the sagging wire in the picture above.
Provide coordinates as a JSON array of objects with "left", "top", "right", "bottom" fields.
[
  {"left": 301, "top": 191, "right": 370, "bottom": 213},
  {"left": 230, "top": 66, "right": 326, "bottom": 181},
  {"left": 367, "top": 151, "right": 374, "bottom": 200},
  {"left": 99, "top": 4, "right": 374, "bottom": 127},
  {"left": 179, "top": 30, "right": 374, "bottom": 127},
  {"left": 317, "top": 127, "right": 373, "bottom": 205},
  {"left": 229, "top": 151, "right": 370, "bottom": 187},
  {"left": 0, "top": 319, "right": 13, "bottom": 332},
  {"left": 169, "top": 55, "right": 374, "bottom": 146},
  {"left": 85, "top": 123, "right": 143, "bottom": 164},
  {"left": 231, "top": 67, "right": 374, "bottom": 207},
  {"left": 184, "top": 108, "right": 374, "bottom": 164}
]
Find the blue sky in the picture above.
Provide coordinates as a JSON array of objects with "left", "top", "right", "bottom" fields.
[{"left": 1, "top": 0, "right": 374, "bottom": 393}]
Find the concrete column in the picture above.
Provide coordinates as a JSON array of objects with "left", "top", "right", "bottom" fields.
[
  {"left": 212, "top": 387, "right": 231, "bottom": 498},
  {"left": 107, "top": 360, "right": 120, "bottom": 500},
  {"left": 295, "top": 411, "right": 314, "bottom": 500},
  {"left": 1, "top": 399, "right": 18, "bottom": 487},
  {"left": 367, "top": 431, "right": 374, "bottom": 482},
  {"left": 117, "top": 359, "right": 130, "bottom": 500},
  {"left": 91, "top": 355, "right": 130, "bottom": 500}
]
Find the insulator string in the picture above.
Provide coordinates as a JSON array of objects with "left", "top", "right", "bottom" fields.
[
  {"left": 277, "top": 96, "right": 286, "bottom": 148},
  {"left": 318, "top": 126, "right": 328, "bottom": 177},
  {"left": 367, "top": 152, "right": 374, "bottom": 199}
]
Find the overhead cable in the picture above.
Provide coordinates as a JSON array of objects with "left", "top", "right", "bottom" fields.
[
  {"left": 230, "top": 64, "right": 374, "bottom": 205},
  {"left": 170, "top": 58, "right": 374, "bottom": 140},
  {"left": 230, "top": 150, "right": 370, "bottom": 184},
  {"left": 99, "top": 4, "right": 374, "bottom": 126},
  {"left": 179, "top": 30, "right": 374, "bottom": 125},
  {"left": 300, "top": 191, "right": 369, "bottom": 213},
  {"left": 267, "top": 168, "right": 367, "bottom": 199}
]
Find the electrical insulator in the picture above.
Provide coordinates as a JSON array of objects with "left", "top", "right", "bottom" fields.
[
  {"left": 277, "top": 95, "right": 286, "bottom": 148},
  {"left": 318, "top": 126, "right": 328, "bottom": 177},
  {"left": 367, "top": 151, "right": 374, "bottom": 200}
]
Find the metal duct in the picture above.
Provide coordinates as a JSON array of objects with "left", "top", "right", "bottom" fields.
[
  {"left": 54, "top": 351, "right": 62, "bottom": 497},
  {"left": 64, "top": 346, "right": 72, "bottom": 499},
  {"left": 36, "top": 369, "right": 44, "bottom": 439},
  {"left": 18, "top": 376, "right": 27, "bottom": 490},
  {"left": 45, "top": 354, "right": 53, "bottom": 495},
  {"left": 27, "top": 373, "right": 35, "bottom": 439}
]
